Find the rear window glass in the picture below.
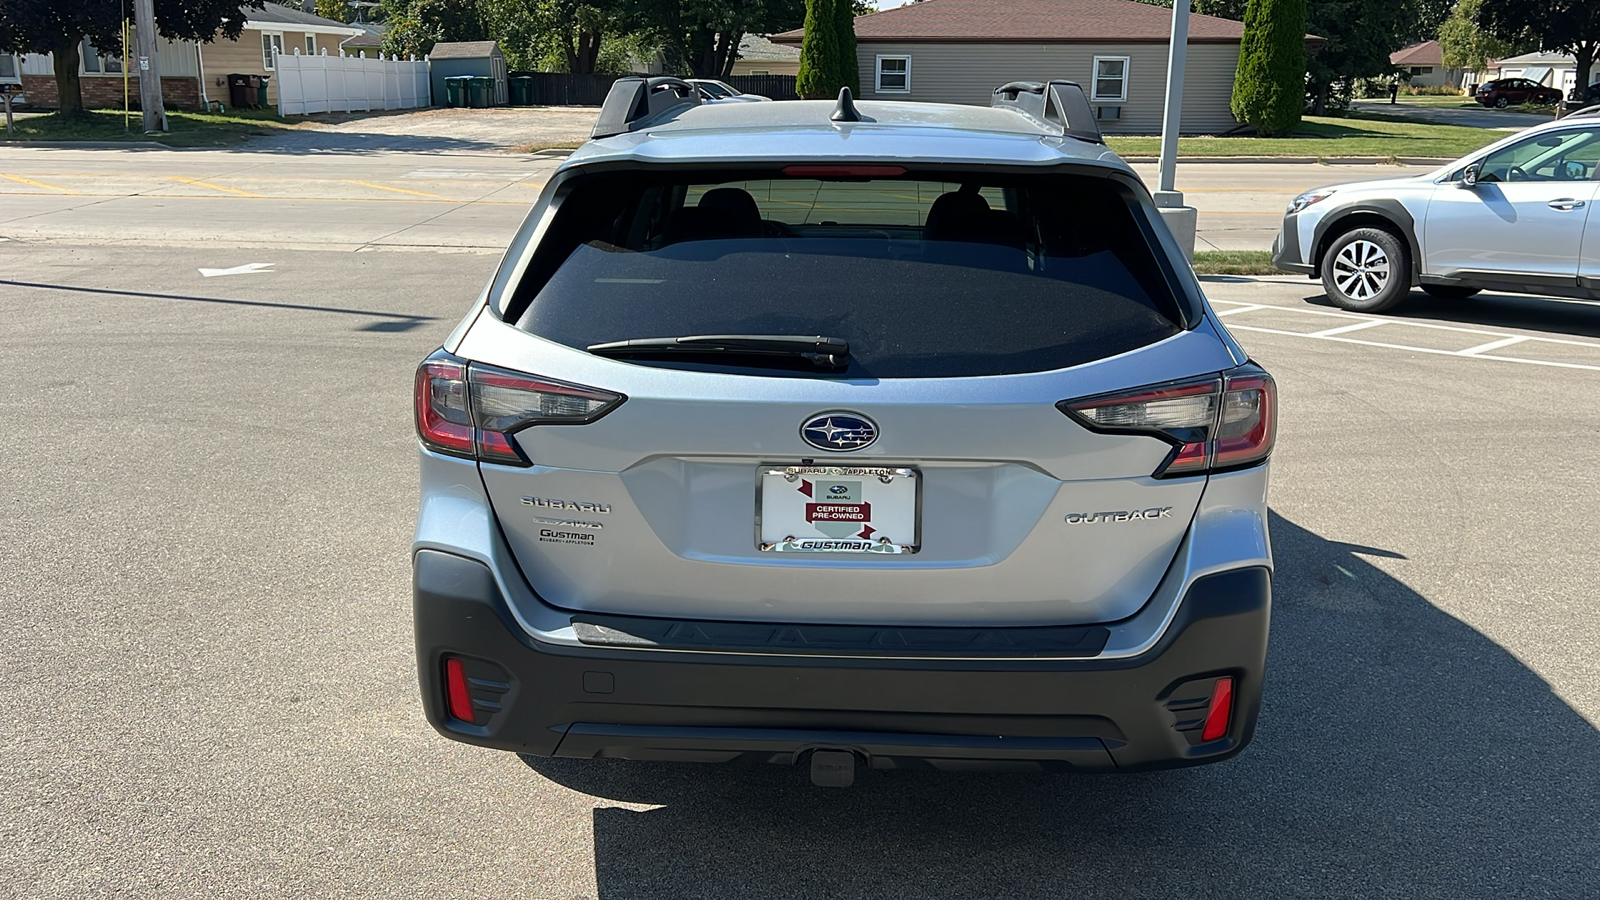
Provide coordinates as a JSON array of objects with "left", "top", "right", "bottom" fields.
[{"left": 509, "top": 171, "right": 1185, "bottom": 378}]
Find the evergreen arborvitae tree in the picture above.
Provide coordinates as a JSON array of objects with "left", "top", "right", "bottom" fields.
[
  {"left": 1230, "top": 0, "right": 1308, "bottom": 136},
  {"left": 796, "top": 0, "right": 840, "bottom": 100},
  {"left": 834, "top": 0, "right": 860, "bottom": 96}
]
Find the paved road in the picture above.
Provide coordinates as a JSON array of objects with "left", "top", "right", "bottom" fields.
[
  {"left": 1351, "top": 99, "right": 1554, "bottom": 130},
  {"left": 0, "top": 144, "right": 1431, "bottom": 252},
  {"left": 3, "top": 226, "right": 1598, "bottom": 895}
]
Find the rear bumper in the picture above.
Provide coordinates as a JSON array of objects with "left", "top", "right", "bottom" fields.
[{"left": 413, "top": 550, "right": 1272, "bottom": 772}]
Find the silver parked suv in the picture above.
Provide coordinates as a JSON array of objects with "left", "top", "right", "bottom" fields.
[
  {"left": 1273, "top": 105, "right": 1600, "bottom": 312},
  {"left": 413, "top": 78, "right": 1276, "bottom": 785}
]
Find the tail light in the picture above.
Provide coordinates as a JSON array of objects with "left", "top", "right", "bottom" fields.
[
  {"left": 414, "top": 350, "right": 625, "bottom": 466},
  {"left": 1058, "top": 364, "right": 1275, "bottom": 478}
]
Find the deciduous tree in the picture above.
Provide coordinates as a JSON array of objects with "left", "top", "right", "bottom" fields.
[
  {"left": 0, "top": 0, "right": 262, "bottom": 114},
  {"left": 314, "top": 0, "right": 354, "bottom": 23},
  {"left": 1304, "top": 0, "right": 1414, "bottom": 113},
  {"left": 1438, "top": 0, "right": 1529, "bottom": 74},
  {"left": 380, "top": 0, "right": 488, "bottom": 59},
  {"left": 1476, "top": 0, "right": 1597, "bottom": 96}
]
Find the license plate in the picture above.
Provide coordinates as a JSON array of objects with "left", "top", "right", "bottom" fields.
[{"left": 757, "top": 465, "right": 919, "bottom": 554}]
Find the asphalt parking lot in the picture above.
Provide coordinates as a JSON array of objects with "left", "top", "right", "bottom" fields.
[{"left": 3, "top": 147, "right": 1598, "bottom": 897}]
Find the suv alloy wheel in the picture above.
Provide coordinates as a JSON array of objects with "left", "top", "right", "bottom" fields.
[{"left": 1321, "top": 227, "right": 1411, "bottom": 312}]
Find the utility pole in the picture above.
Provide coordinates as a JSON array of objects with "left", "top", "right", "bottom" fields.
[
  {"left": 133, "top": 0, "right": 167, "bottom": 132},
  {"left": 1155, "top": 0, "right": 1197, "bottom": 260}
]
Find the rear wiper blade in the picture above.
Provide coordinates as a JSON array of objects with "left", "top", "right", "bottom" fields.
[{"left": 586, "top": 334, "right": 850, "bottom": 369}]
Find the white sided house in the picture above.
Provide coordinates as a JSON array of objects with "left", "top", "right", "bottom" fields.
[
  {"left": 772, "top": 0, "right": 1323, "bottom": 134},
  {"left": 1484, "top": 51, "right": 1580, "bottom": 98}
]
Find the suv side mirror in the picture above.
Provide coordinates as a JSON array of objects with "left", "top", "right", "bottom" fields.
[{"left": 1461, "top": 163, "right": 1480, "bottom": 188}]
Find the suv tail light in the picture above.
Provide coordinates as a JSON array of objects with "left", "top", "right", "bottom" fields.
[
  {"left": 414, "top": 350, "right": 625, "bottom": 466},
  {"left": 1058, "top": 365, "right": 1275, "bottom": 478}
]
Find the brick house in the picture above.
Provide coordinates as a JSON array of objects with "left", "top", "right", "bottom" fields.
[{"left": 8, "top": 2, "right": 362, "bottom": 110}]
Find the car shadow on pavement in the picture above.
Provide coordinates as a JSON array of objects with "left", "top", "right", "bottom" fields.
[
  {"left": 523, "top": 511, "right": 1600, "bottom": 899},
  {"left": 0, "top": 278, "right": 435, "bottom": 330},
  {"left": 1304, "top": 288, "right": 1600, "bottom": 340}
]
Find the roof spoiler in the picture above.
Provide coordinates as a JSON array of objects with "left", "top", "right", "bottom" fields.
[
  {"left": 1567, "top": 103, "right": 1600, "bottom": 118},
  {"left": 991, "top": 81, "right": 1103, "bottom": 144},
  {"left": 592, "top": 77, "right": 701, "bottom": 139}
]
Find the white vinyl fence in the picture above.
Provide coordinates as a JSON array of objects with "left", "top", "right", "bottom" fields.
[{"left": 274, "top": 49, "right": 431, "bottom": 116}]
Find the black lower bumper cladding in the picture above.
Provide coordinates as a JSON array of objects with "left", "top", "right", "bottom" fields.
[{"left": 413, "top": 550, "right": 1271, "bottom": 772}]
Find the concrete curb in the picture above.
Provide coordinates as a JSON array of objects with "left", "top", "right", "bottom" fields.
[{"left": 1121, "top": 155, "right": 1454, "bottom": 166}]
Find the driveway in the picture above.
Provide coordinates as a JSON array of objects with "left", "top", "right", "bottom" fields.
[
  {"left": 244, "top": 106, "right": 602, "bottom": 154},
  {"left": 1351, "top": 99, "right": 1554, "bottom": 131}
]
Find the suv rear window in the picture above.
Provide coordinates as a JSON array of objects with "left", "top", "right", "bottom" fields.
[{"left": 508, "top": 169, "right": 1185, "bottom": 378}]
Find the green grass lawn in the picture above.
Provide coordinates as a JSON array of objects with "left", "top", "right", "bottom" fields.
[
  {"left": 1191, "top": 250, "right": 1280, "bottom": 275},
  {"left": 1106, "top": 114, "right": 1501, "bottom": 159},
  {"left": 1, "top": 108, "right": 299, "bottom": 147}
]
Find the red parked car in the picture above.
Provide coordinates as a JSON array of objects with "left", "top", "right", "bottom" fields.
[{"left": 1475, "top": 78, "right": 1563, "bottom": 108}]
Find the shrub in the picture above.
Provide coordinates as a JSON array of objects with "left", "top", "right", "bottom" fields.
[
  {"left": 834, "top": 0, "right": 860, "bottom": 96},
  {"left": 797, "top": 0, "right": 842, "bottom": 100},
  {"left": 1230, "top": 0, "right": 1308, "bottom": 136}
]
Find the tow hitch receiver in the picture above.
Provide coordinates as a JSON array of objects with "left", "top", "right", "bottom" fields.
[{"left": 810, "top": 750, "right": 857, "bottom": 787}]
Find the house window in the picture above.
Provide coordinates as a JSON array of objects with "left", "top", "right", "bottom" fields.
[
  {"left": 1092, "top": 56, "right": 1128, "bottom": 102},
  {"left": 0, "top": 53, "right": 18, "bottom": 81},
  {"left": 876, "top": 55, "right": 910, "bottom": 93},
  {"left": 749, "top": 69, "right": 770, "bottom": 76},
  {"left": 1410, "top": 66, "right": 1433, "bottom": 76},
  {"left": 306, "top": 35, "right": 317, "bottom": 55},
  {"left": 262, "top": 32, "right": 284, "bottom": 69},
  {"left": 80, "top": 38, "right": 123, "bottom": 75}
]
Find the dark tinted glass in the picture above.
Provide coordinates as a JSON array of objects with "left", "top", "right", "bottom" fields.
[{"left": 511, "top": 172, "right": 1185, "bottom": 378}]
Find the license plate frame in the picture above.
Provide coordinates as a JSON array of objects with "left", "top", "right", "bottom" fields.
[{"left": 756, "top": 464, "right": 921, "bottom": 554}]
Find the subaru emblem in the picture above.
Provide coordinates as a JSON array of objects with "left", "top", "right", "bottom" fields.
[{"left": 801, "top": 412, "right": 878, "bottom": 452}]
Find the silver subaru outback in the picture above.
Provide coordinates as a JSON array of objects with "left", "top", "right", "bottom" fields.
[{"left": 412, "top": 78, "right": 1276, "bottom": 786}]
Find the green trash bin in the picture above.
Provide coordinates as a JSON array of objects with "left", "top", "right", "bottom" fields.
[
  {"left": 468, "top": 76, "right": 493, "bottom": 108},
  {"left": 256, "top": 74, "right": 271, "bottom": 109},
  {"left": 510, "top": 75, "right": 533, "bottom": 106},
  {"left": 443, "top": 75, "right": 468, "bottom": 108}
]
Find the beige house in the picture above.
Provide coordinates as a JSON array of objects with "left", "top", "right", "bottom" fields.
[
  {"left": 13, "top": 2, "right": 363, "bottom": 109},
  {"left": 731, "top": 35, "right": 801, "bottom": 76},
  {"left": 772, "top": 0, "right": 1322, "bottom": 134},
  {"left": 1391, "top": 41, "right": 1463, "bottom": 90}
]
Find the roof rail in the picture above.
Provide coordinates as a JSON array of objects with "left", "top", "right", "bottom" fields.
[
  {"left": 992, "top": 81, "right": 1103, "bottom": 145},
  {"left": 592, "top": 76, "right": 701, "bottom": 139}
]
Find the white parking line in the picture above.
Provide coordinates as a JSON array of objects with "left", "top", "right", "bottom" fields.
[
  {"left": 1214, "top": 304, "right": 1264, "bottom": 316},
  {"left": 1459, "top": 336, "right": 1530, "bottom": 356},
  {"left": 1309, "top": 320, "right": 1390, "bottom": 338},
  {"left": 1210, "top": 300, "right": 1600, "bottom": 372}
]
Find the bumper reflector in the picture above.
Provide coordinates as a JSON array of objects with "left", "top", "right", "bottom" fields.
[
  {"left": 1202, "top": 676, "right": 1234, "bottom": 741},
  {"left": 445, "top": 658, "right": 475, "bottom": 723}
]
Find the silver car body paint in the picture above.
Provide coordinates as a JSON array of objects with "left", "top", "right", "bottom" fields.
[
  {"left": 418, "top": 97, "right": 1271, "bottom": 656},
  {"left": 1275, "top": 114, "right": 1600, "bottom": 288}
]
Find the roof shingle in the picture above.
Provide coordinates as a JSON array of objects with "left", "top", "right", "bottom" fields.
[{"left": 1391, "top": 41, "right": 1444, "bottom": 67}]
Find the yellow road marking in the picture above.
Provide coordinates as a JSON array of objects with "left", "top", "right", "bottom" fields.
[
  {"left": 166, "top": 176, "right": 262, "bottom": 197},
  {"left": 1, "top": 173, "right": 77, "bottom": 194},
  {"left": 0, "top": 190, "right": 527, "bottom": 205},
  {"left": 343, "top": 179, "right": 445, "bottom": 198}
]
